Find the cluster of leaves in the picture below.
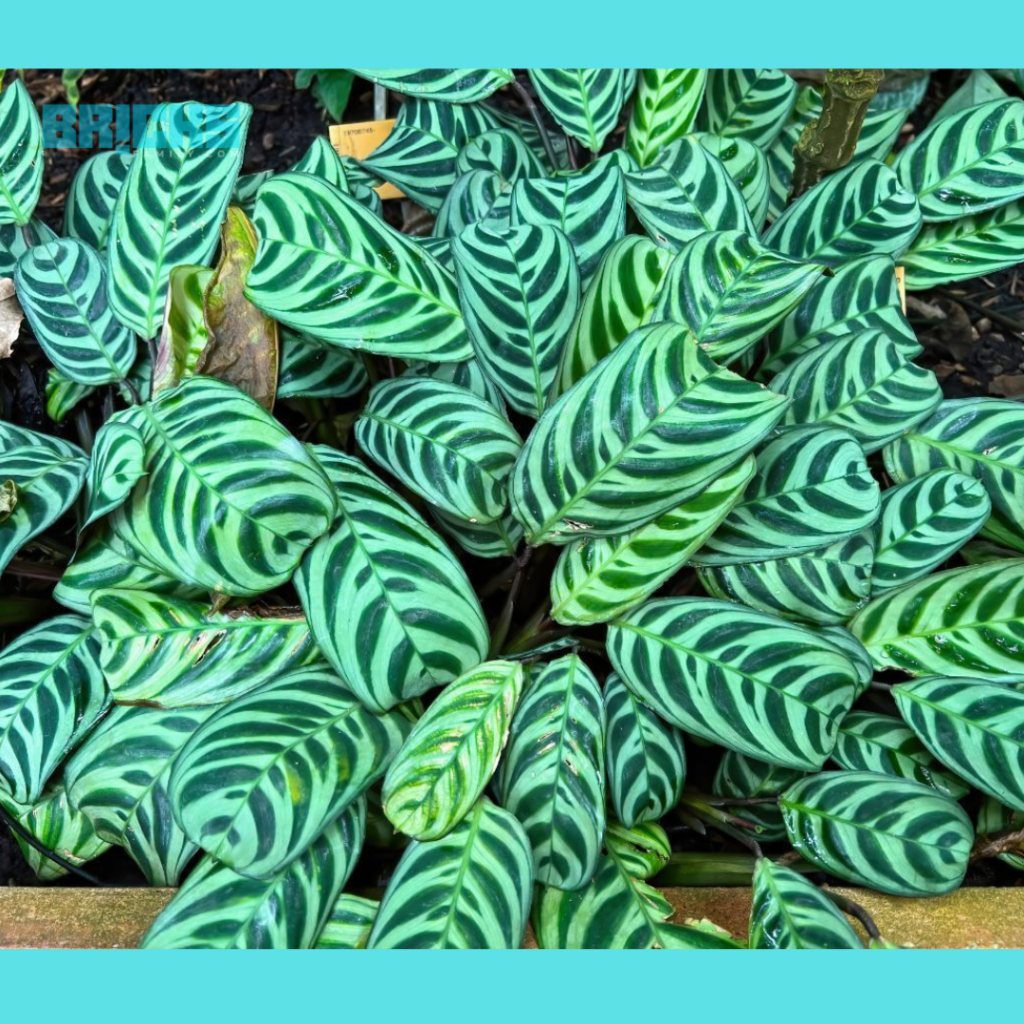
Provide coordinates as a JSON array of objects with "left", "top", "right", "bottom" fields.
[{"left": 2, "top": 68, "right": 1024, "bottom": 950}]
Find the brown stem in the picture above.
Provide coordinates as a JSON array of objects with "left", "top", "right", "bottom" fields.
[
  {"left": 509, "top": 78, "right": 560, "bottom": 171},
  {"left": 822, "top": 889, "right": 881, "bottom": 940},
  {"left": 3, "top": 559, "right": 63, "bottom": 581},
  {"left": 789, "top": 68, "right": 885, "bottom": 201},
  {"left": 971, "top": 825, "right": 1024, "bottom": 862}
]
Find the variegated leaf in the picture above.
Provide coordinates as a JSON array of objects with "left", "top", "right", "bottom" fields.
[
  {"left": 528, "top": 69, "right": 627, "bottom": 153},
  {"left": 64, "top": 150, "right": 132, "bottom": 250},
  {"left": 703, "top": 68, "right": 798, "bottom": 148},
  {"left": 82, "top": 415, "right": 146, "bottom": 527},
  {"left": 626, "top": 69, "right": 707, "bottom": 167},
  {"left": 713, "top": 751, "right": 803, "bottom": 841}
]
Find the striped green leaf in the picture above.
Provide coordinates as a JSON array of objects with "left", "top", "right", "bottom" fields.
[
  {"left": 404, "top": 355, "right": 506, "bottom": 411},
  {"left": 82, "top": 416, "right": 146, "bottom": 528},
  {"left": 108, "top": 376, "right": 337, "bottom": 596},
  {"left": 770, "top": 329, "right": 942, "bottom": 453},
  {"left": 0, "top": 218, "right": 57, "bottom": 276},
  {"left": 350, "top": 68, "right": 513, "bottom": 103},
  {"left": 703, "top": 69, "right": 798, "bottom": 148},
  {"left": 650, "top": 230, "right": 821, "bottom": 364},
  {"left": 872, "top": 470, "right": 991, "bottom": 594},
  {"left": 626, "top": 69, "right": 707, "bottom": 168},
  {"left": 934, "top": 70, "right": 1007, "bottom": 121},
  {"left": 356, "top": 377, "right": 522, "bottom": 523},
  {"left": 0, "top": 422, "right": 87, "bottom": 577},
  {"left": 367, "top": 797, "right": 532, "bottom": 949},
  {"left": 246, "top": 173, "right": 470, "bottom": 361},
  {"left": 231, "top": 169, "right": 272, "bottom": 214},
  {"left": 818, "top": 625, "right": 874, "bottom": 698},
  {"left": 833, "top": 710, "right": 969, "bottom": 800},
  {"left": 453, "top": 223, "right": 580, "bottom": 418},
  {"left": 46, "top": 369, "right": 94, "bottom": 424},
  {"left": 695, "top": 133, "right": 771, "bottom": 228},
  {"left": 895, "top": 678, "right": 1024, "bottom": 812},
  {"left": 698, "top": 532, "right": 874, "bottom": 625},
  {"left": 511, "top": 323, "right": 787, "bottom": 545},
  {"left": 749, "top": 859, "right": 862, "bottom": 949},
  {"left": 511, "top": 153, "right": 626, "bottom": 286},
  {"left": 456, "top": 128, "right": 545, "bottom": 183},
  {"left": 64, "top": 150, "right": 132, "bottom": 250},
  {"left": 977, "top": 797, "right": 1024, "bottom": 872},
  {"left": 277, "top": 328, "right": 368, "bottom": 400},
  {"left": 528, "top": 69, "right": 626, "bottom": 153},
  {"left": 142, "top": 799, "right": 364, "bottom": 949},
  {"left": 432, "top": 507, "right": 524, "bottom": 559},
  {"left": 849, "top": 559, "right": 1024, "bottom": 681},
  {"left": 903, "top": 199, "right": 1024, "bottom": 289},
  {"left": 0, "top": 783, "right": 112, "bottom": 882},
  {"left": 763, "top": 160, "right": 922, "bottom": 267},
  {"left": 551, "top": 235, "right": 671, "bottom": 399},
  {"left": 289, "top": 137, "right": 382, "bottom": 216},
  {"left": 92, "top": 590, "right": 320, "bottom": 707},
  {"left": 383, "top": 660, "right": 524, "bottom": 841},
  {"left": 608, "top": 598, "right": 858, "bottom": 770},
  {"left": 16, "top": 237, "right": 137, "bottom": 385},
  {"left": 883, "top": 399, "right": 1024, "bottom": 553},
  {"left": 534, "top": 821, "right": 741, "bottom": 949},
  {"left": 108, "top": 101, "right": 250, "bottom": 339},
  {"left": 550, "top": 455, "right": 754, "bottom": 626},
  {"left": 315, "top": 894, "right": 379, "bottom": 948},
  {"left": 761, "top": 255, "right": 918, "bottom": 378},
  {"left": 63, "top": 704, "right": 215, "bottom": 885},
  {"left": 0, "top": 80, "right": 43, "bottom": 226},
  {"left": 295, "top": 447, "right": 489, "bottom": 713},
  {"left": 170, "top": 666, "right": 408, "bottom": 879},
  {"left": 0, "top": 615, "right": 109, "bottom": 803},
  {"left": 604, "top": 673, "right": 686, "bottom": 827},
  {"left": 433, "top": 169, "right": 511, "bottom": 238},
  {"left": 712, "top": 751, "right": 803, "bottom": 841},
  {"left": 496, "top": 655, "right": 606, "bottom": 890},
  {"left": 696, "top": 426, "right": 881, "bottom": 565},
  {"left": 152, "top": 264, "right": 213, "bottom": 395},
  {"left": 894, "top": 98, "right": 1024, "bottom": 221},
  {"left": 780, "top": 771, "right": 973, "bottom": 896},
  {"left": 360, "top": 97, "right": 498, "bottom": 210},
  {"left": 625, "top": 137, "right": 753, "bottom": 251}
]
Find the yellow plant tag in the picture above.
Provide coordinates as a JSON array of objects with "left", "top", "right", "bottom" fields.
[
  {"left": 895, "top": 266, "right": 907, "bottom": 314},
  {"left": 329, "top": 120, "right": 404, "bottom": 200}
]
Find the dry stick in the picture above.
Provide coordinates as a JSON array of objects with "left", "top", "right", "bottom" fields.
[
  {"left": 822, "top": 889, "right": 882, "bottom": 941},
  {"left": 509, "top": 78, "right": 560, "bottom": 171},
  {"left": 0, "top": 802, "right": 109, "bottom": 887},
  {"left": 4, "top": 559, "right": 63, "bottom": 581},
  {"left": 971, "top": 825, "right": 1024, "bottom": 862},
  {"left": 789, "top": 69, "right": 885, "bottom": 201}
]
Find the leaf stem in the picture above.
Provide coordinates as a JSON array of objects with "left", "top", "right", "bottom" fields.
[
  {"left": 0, "top": 802, "right": 109, "bottom": 887},
  {"left": 509, "top": 78, "right": 561, "bottom": 172},
  {"left": 822, "top": 889, "right": 881, "bottom": 940}
]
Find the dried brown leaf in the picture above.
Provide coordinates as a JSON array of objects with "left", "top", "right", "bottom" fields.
[{"left": 0, "top": 278, "right": 24, "bottom": 359}]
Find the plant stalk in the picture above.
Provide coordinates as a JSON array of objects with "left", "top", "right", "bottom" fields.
[{"left": 509, "top": 78, "right": 560, "bottom": 171}]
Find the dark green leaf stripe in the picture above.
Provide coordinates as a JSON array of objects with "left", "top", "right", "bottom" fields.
[
  {"left": 0, "top": 218, "right": 57, "bottom": 276},
  {"left": 367, "top": 797, "right": 533, "bottom": 949},
  {"left": 763, "top": 159, "right": 922, "bottom": 267},
  {"left": 608, "top": 598, "right": 858, "bottom": 770},
  {"left": 64, "top": 150, "right": 132, "bottom": 250},
  {"left": 713, "top": 751, "right": 803, "bottom": 841},
  {"left": 551, "top": 235, "right": 671, "bottom": 399},
  {"left": 849, "top": 559, "right": 1024, "bottom": 681},
  {"left": 749, "top": 859, "right": 862, "bottom": 949},
  {"left": 453, "top": 222, "right": 580, "bottom": 418},
  {"left": 294, "top": 447, "right": 489, "bottom": 713},
  {"left": 780, "top": 771, "right": 973, "bottom": 896},
  {"left": 360, "top": 97, "right": 499, "bottom": 210},
  {"left": 170, "top": 666, "right": 408, "bottom": 879},
  {"left": 496, "top": 655, "right": 606, "bottom": 890},
  {"left": 894, "top": 98, "right": 1024, "bottom": 221},
  {"left": 651, "top": 230, "right": 821, "bottom": 364},
  {"left": 903, "top": 200, "right": 1024, "bottom": 289},
  {"left": 403, "top": 355, "right": 506, "bottom": 411},
  {"left": 142, "top": 800, "right": 364, "bottom": 949},
  {"left": 883, "top": 399, "right": 1024, "bottom": 553},
  {"left": 277, "top": 328, "right": 368, "bottom": 400},
  {"left": 770, "top": 328, "right": 942, "bottom": 453},
  {"left": 109, "top": 377, "right": 337, "bottom": 596},
  {"left": 232, "top": 169, "right": 273, "bottom": 214},
  {"left": 761, "top": 254, "right": 919, "bottom": 378},
  {"left": 625, "top": 137, "right": 753, "bottom": 251},
  {"left": 695, "top": 133, "right": 770, "bottom": 228},
  {"left": 550, "top": 455, "right": 755, "bottom": 626},
  {"left": 356, "top": 377, "right": 522, "bottom": 523},
  {"left": 456, "top": 128, "right": 545, "bottom": 183},
  {"left": 315, "top": 894, "right": 379, "bottom": 949},
  {"left": 0, "top": 422, "right": 87, "bottom": 576},
  {"left": 528, "top": 69, "right": 626, "bottom": 153},
  {"left": 433, "top": 169, "right": 511, "bottom": 238},
  {"left": 108, "top": 101, "right": 250, "bottom": 338},
  {"left": 64, "top": 704, "right": 215, "bottom": 885},
  {"left": 703, "top": 68, "right": 798, "bottom": 148},
  {"left": 246, "top": 173, "right": 470, "bottom": 361},
  {"left": 511, "top": 323, "right": 787, "bottom": 545},
  {"left": 0, "top": 615, "right": 109, "bottom": 803},
  {"left": 289, "top": 137, "right": 382, "bottom": 216},
  {"left": 626, "top": 68, "right": 707, "bottom": 167},
  {"left": 92, "top": 590, "right": 320, "bottom": 707},
  {"left": 511, "top": 153, "right": 626, "bottom": 286},
  {"left": 871, "top": 470, "right": 991, "bottom": 594},
  {"left": 432, "top": 507, "right": 523, "bottom": 559},
  {"left": 0, "top": 80, "right": 43, "bottom": 226},
  {"left": 82, "top": 417, "right": 146, "bottom": 528},
  {"left": 818, "top": 625, "right": 874, "bottom": 697},
  {"left": 833, "top": 710, "right": 969, "bottom": 800},
  {"left": 350, "top": 69, "right": 513, "bottom": 103},
  {"left": 698, "top": 532, "right": 874, "bottom": 625},
  {"left": 383, "top": 660, "right": 524, "bottom": 840},
  {"left": 696, "top": 426, "right": 880, "bottom": 565},
  {"left": 604, "top": 673, "right": 686, "bottom": 828}
]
